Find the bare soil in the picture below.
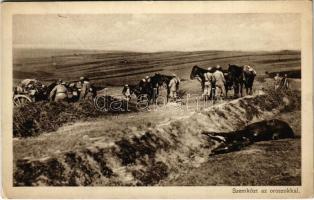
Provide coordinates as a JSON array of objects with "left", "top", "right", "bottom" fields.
[{"left": 13, "top": 49, "right": 301, "bottom": 186}]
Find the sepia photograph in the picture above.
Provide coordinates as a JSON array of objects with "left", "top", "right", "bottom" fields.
[{"left": 1, "top": 1, "right": 313, "bottom": 199}]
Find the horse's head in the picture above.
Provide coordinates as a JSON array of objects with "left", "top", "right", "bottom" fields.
[
  {"left": 151, "top": 73, "right": 162, "bottom": 85},
  {"left": 228, "top": 64, "right": 244, "bottom": 76},
  {"left": 190, "top": 65, "right": 199, "bottom": 79}
]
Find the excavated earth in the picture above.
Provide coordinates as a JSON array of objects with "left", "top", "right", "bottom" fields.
[{"left": 13, "top": 89, "right": 301, "bottom": 186}]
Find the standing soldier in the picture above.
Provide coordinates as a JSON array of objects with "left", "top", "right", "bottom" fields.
[
  {"left": 213, "top": 65, "right": 226, "bottom": 100},
  {"left": 168, "top": 73, "right": 180, "bottom": 102},
  {"left": 139, "top": 77, "right": 147, "bottom": 94},
  {"left": 203, "top": 67, "right": 215, "bottom": 100},
  {"left": 49, "top": 79, "right": 68, "bottom": 102},
  {"left": 122, "top": 84, "right": 131, "bottom": 102},
  {"left": 280, "top": 74, "right": 289, "bottom": 90},
  {"left": 76, "top": 76, "right": 85, "bottom": 96},
  {"left": 80, "top": 77, "right": 92, "bottom": 100},
  {"left": 145, "top": 76, "right": 154, "bottom": 102},
  {"left": 274, "top": 73, "right": 281, "bottom": 90}
]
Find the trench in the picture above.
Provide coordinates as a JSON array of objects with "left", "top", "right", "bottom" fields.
[{"left": 14, "top": 89, "right": 300, "bottom": 186}]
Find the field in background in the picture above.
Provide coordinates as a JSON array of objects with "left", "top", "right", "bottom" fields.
[{"left": 13, "top": 48, "right": 301, "bottom": 86}]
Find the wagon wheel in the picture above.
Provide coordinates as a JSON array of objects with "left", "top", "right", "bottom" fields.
[{"left": 13, "top": 95, "right": 33, "bottom": 107}]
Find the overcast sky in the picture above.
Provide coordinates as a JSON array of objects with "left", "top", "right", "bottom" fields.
[{"left": 13, "top": 14, "right": 300, "bottom": 52}]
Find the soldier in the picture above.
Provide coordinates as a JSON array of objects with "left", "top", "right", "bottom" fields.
[
  {"left": 76, "top": 76, "right": 85, "bottom": 94},
  {"left": 203, "top": 67, "right": 215, "bottom": 100},
  {"left": 280, "top": 74, "right": 289, "bottom": 90},
  {"left": 49, "top": 79, "right": 68, "bottom": 102},
  {"left": 213, "top": 65, "right": 226, "bottom": 99},
  {"left": 79, "top": 77, "right": 92, "bottom": 100},
  {"left": 122, "top": 84, "right": 131, "bottom": 101},
  {"left": 139, "top": 77, "right": 147, "bottom": 93},
  {"left": 68, "top": 82, "right": 79, "bottom": 102},
  {"left": 168, "top": 73, "right": 180, "bottom": 102},
  {"left": 274, "top": 73, "right": 281, "bottom": 90}
]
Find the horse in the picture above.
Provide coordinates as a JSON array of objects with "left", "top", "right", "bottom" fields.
[
  {"left": 124, "top": 73, "right": 175, "bottom": 104},
  {"left": 243, "top": 70, "right": 256, "bottom": 95},
  {"left": 190, "top": 65, "right": 210, "bottom": 91},
  {"left": 203, "top": 119, "right": 295, "bottom": 155},
  {"left": 150, "top": 73, "right": 175, "bottom": 102},
  {"left": 228, "top": 64, "right": 256, "bottom": 97},
  {"left": 227, "top": 64, "right": 244, "bottom": 97}
]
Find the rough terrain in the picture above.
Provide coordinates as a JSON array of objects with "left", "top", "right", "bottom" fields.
[{"left": 13, "top": 49, "right": 301, "bottom": 186}]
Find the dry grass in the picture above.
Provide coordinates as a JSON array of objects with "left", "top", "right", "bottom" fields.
[
  {"left": 14, "top": 49, "right": 300, "bottom": 86},
  {"left": 13, "top": 98, "right": 137, "bottom": 137},
  {"left": 13, "top": 82, "right": 301, "bottom": 186},
  {"left": 12, "top": 49, "right": 302, "bottom": 186},
  {"left": 160, "top": 139, "right": 301, "bottom": 186}
]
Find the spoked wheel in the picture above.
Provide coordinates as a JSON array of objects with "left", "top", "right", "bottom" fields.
[{"left": 13, "top": 95, "right": 33, "bottom": 107}]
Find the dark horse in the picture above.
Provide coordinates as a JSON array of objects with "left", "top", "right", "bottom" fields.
[
  {"left": 127, "top": 73, "right": 175, "bottom": 104},
  {"left": 243, "top": 69, "right": 256, "bottom": 95},
  {"left": 227, "top": 64, "right": 244, "bottom": 97},
  {"left": 190, "top": 65, "right": 232, "bottom": 97},
  {"left": 190, "top": 65, "right": 210, "bottom": 91},
  {"left": 203, "top": 119, "right": 294, "bottom": 155},
  {"left": 228, "top": 64, "right": 256, "bottom": 97},
  {"left": 151, "top": 73, "right": 174, "bottom": 102}
]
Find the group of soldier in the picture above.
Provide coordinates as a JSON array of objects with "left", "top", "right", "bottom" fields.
[
  {"left": 202, "top": 65, "right": 226, "bottom": 100},
  {"left": 49, "top": 76, "right": 93, "bottom": 102},
  {"left": 16, "top": 76, "right": 93, "bottom": 102},
  {"left": 202, "top": 64, "right": 257, "bottom": 100},
  {"left": 274, "top": 73, "right": 289, "bottom": 91}
]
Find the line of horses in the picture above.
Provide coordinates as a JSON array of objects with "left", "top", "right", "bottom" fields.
[
  {"left": 14, "top": 64, "right": 256, "bottom": 106},
  {"left": 125, "top": 64, "right": 256, "bottom": 104},
  {"left": 190, "top": 64, "right": 256, "bottom": 98}
]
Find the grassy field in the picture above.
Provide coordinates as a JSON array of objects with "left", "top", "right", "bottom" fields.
[
  {"left": 160, "top": 139, "right": 301, "bottom": 186},
  {"left": 13, "top": 48, "right": 301, "bottom": 86},
  {"left": 13, "top": 48, "right": 301, "bottom": 186},
  {"left": 13, "top": 87, "right": 301, "bottom": 186}
]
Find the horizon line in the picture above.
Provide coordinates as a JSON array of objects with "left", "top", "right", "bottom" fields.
[{"left": 13, "top": 46, "right": 301, "bottom": 53}]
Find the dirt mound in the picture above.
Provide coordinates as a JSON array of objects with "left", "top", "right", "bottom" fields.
[
  {"left": 13, "top": 97, "right": 137, "bottom": 137},
  {"left": 14, "top": 89, "right": 300, "bottom": 186}
]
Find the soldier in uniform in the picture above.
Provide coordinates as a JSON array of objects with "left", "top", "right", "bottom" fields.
[
  {"left": 203, "top": 67, "right": 215, "bottom": 100},
  {"left": 280, "top": 74, "right": 289, "bottom": 90},
  {"left": 168, "top": 73, "right": 180, "bottom": 102},
  {"left": 49, "top": 79, "right": 68, "bottom": 102},
  {"left": 76, "top": 76, "right": 85, "bottom": 95},
  {"left": 274, "top": 73, "right": 281, "bottom": 90},
  {"left": 213, "top": 65, "right": 226, "bottom": 99},
  {"left": 139, "top": 77, "right": 147, "bottom": 94},
  {"left": 79, "top": 77, "right": 92, "bottom": 100},
  {"left": 122, "top": 84, "right": 131, "bottom": 102}
]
